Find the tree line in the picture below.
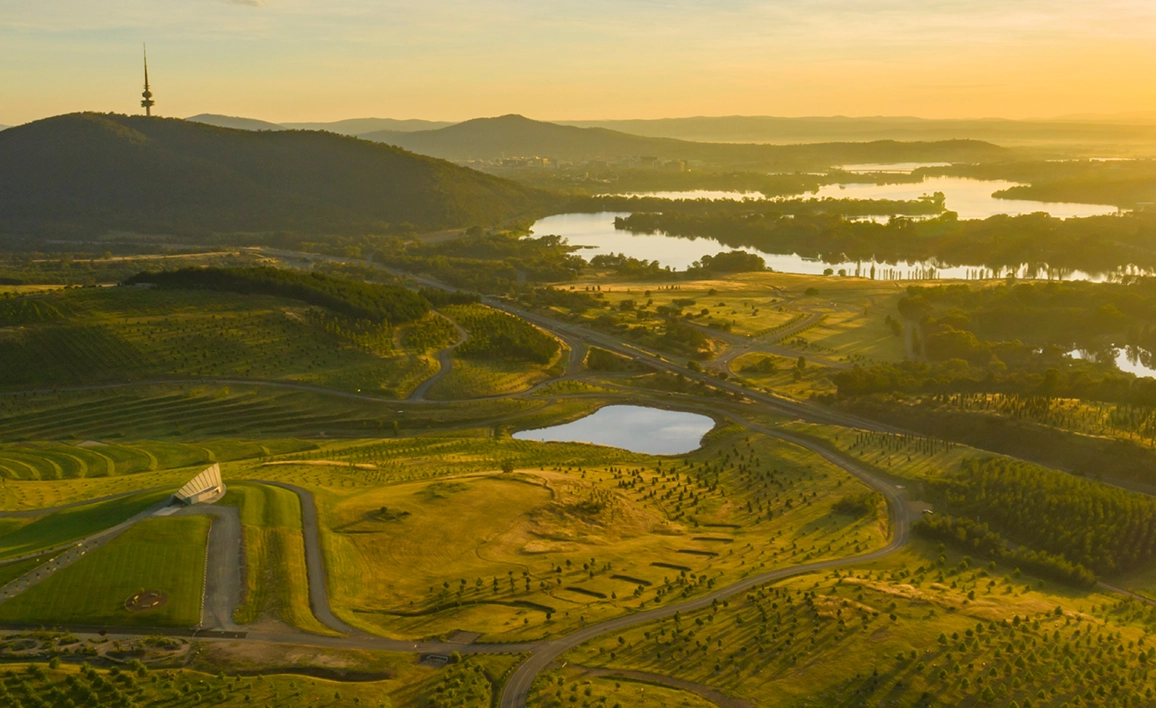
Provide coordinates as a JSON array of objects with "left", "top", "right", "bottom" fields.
[
  {"left": 448, "top": 305, "right": 560, "bottom": 364},
  {"left": 613, "top": 210, "right": 1156, "bottom": 274},
  {"left": 933, "top": 457, "right": 1156, "bottom": 576},
  {"left": 126, "top": 267, "right": 429, "bottom": 325}
]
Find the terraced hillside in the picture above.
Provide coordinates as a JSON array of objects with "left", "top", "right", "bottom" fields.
[{"left": 0, "top": 287, "right": 450, "bottom": 397}]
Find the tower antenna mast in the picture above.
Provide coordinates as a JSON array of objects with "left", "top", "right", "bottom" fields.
[{"left": 141, "top": 44, "right": 155, "bottom": 116}]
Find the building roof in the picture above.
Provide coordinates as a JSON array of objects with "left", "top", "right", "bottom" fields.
[{"left": 176, "top": 463, "right": 222, "bottom": 502}]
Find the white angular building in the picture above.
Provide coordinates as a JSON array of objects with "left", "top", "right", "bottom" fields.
[{"left": 175, "top": 463, "right": 226, "bottom": 505}]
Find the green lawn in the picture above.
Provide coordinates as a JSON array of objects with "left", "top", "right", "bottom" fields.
[
  {"left": 0, "top": 554, "right": 50, "bottom": 586},
  {"left": 0, "top": 488, "right": 173, "bottom": 559},
  {"left": 221, "top": 482, "right": 333, "bottom": 634},
  {"left": 0, "top": 515, "right": 210, "bottom": 627}
]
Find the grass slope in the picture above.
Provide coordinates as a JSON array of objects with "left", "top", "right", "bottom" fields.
[
  {"left": 0, "top": 287, "right": 444, "bottom": 396},
  {"left": 546, "top": 539, "right": 1156, "bottom": 707},
  {"left": 0, "top": 489, "right": 172, "bottom": 559},
  {"left": 221, "top": 482, "right": 333, "bottom": 634},
  {"left": 311, "top": 425, "right": 889, "bottom": 641},
  {"left": 0, "top": 516, "right": 209, "bottom": 627}
]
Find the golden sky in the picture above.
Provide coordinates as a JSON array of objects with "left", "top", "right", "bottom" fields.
[{"left": 2, "top": 0, "right": 1155, "bottom": 126}]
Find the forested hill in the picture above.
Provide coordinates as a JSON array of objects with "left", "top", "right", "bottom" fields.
[
  {"left": 362, "top": 114, "right": 1010, "bottom": 169},
  {"left": 0, "top": 113, "right": 555, "bottom": 236}
]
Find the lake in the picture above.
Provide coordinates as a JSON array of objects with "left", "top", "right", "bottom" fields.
[
  {"left": 1067, "top": 346, "right": 1156, "bottom": 379},
  {"left": 809, "top": 176, "right": 1117, "bottom": 220},
  {"left": 532, "top": 211, "right": 1146, "bottom": 281},
  {"left": 513, "top": 405, "right": 715, "bottom": 455},
  {"left": 609, "top": 190, "right": 766, "bottom": 201},
  {"left": 836, "top": 162, "right": 951, "bottom": 174}
]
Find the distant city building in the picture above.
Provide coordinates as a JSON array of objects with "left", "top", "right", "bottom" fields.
[
  {"left": 141, "top": 45, "right": 155, "bottom": 117},
  {"left": 175, "top": 463, "right": 225, "bottom": 505}
]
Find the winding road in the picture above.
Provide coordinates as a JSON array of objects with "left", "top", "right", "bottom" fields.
[
  {"left": 0, "top": 398, "right": 912, "bottom": 708},
  {"left": 407, "top": 313, "right": 469, "bottom": 402},
  {"left": 0, "top": 249, "right": 1111, "bottom": 706}
]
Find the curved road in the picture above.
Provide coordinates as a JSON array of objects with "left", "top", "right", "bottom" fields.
[
  {"left": 261, "top": 481, "right": 364, "bottom": 636},
  {"left": 408, "top": 314, "right": 469, "bottom": 402},
  {"left": 498, "top": 410, "right": 913, "bottom": 707}
]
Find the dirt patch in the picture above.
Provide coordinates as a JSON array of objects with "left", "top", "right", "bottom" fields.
[{"left": 125, "top": 591, "right": 168, "bottom": 612}]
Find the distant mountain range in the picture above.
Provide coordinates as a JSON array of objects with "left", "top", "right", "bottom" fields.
[
  {"left": 281, "top": 118, "right": 453, "bottom": 135},
  {"left": 0, "top": 113, "right": 552, "bottom": 236},
  {"left": 185, "top": 113, "right": 285, "bottom": 131},
  {"left": 185, "top": 114, "right": 452, "bottom": 136},
  {"left": 561, "top": 115, "right": 1156, "bottom": 147},
  {"left": 182, "top": 112, "right": 1156, "bottom": 150},
  {"left": 360, "top": 114, "right": 1009, "bottom": 169}
]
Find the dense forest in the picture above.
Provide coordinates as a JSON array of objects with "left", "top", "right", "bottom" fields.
[
  {"left": 126, "top": 267, "right": 429, "bottom": 325},
  {"left": 833, "top": 280, "right": 1156, "bottom": 407},
  {"left": 0, "top": 113, "right": 553, "bottom": 236},
  {"left": 902, "top": 280, "right": 1156, "bottom": 353},
  {"left": 312, "top": 230, "right": 588, "bottom": 294},
  {"left": 446, "top": 305, "right": 561, "bottom": 364},
  {"left": 933, "top": 457, "right": 1156, "bottom": 576},
  {"left": 616, "top": 210, "right": 1156, "bottom": 274},
  {"left": 914, "top": 514, "right": 1096, "bottom": 587}
]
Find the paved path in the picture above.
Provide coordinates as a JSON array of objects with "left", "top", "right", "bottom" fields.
[
  {"left": 261, "top": 481, "right": 363, "bottom": 636},
  {"left": 408, "top": 313, "right": 469, "bottom": 402},
  {"left": 172, "top": 505, "right": 242, "bottom": 631}
]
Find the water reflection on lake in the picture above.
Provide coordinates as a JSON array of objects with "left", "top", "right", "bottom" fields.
[
  {"left": 607, "top": 190, "right": 766, "bottom": 201},
  {"left": 836, "top": 162, "right": 951, "bottom": 174},
  {"left": 809, "top": 176, "right": 1117, "bottom": 220},
  {"left": 532, "top": 212, "right": 1146, "bottom": 281},
  {"left": 1067, "top": 347, "right": 1156, "bottom": 379},
  {"left": 512, "top": 405, "right": 715, "bottom": 455}
]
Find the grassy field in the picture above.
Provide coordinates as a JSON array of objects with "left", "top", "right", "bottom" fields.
[
  {"left": 0, "top": 287, "right": 451, "bottom": 397},
  {"left": 543, "top": 270, "right": 909, "bottom": 365},
  {"left": 0, "top": 383, "right": 544, "bottom": 443},
  {"left": 220, "top": 482, "right": 333, "bottom": 634},
  {"left": 306, "top": 424, "right": 890, "bottom": 641},
  {"left": 532, "top": 669, "right": 718, "bottom": 708},
  {"left": 544, "top": 537, "right": 1156, "bottom": 707},
  {"left": 425, "top": 358, "right": 557, "bottom": 400},
  {"left": 0, "top": 488, "right": 173, "bottom": 559},
  {"left": 0, "top": 554, "right": 50, "bottom": 586},
  {"left": 730, "top": 351, "right": 838, "bottom": 399},
  {"left": 0, "top": 516, "right": 209, "bottom": 627},
  {"left": 0, "top": 650, "right": 522, "bottom": 708},
  {"left": 0, "top": 438, "right": 314, "bottom": 480}
]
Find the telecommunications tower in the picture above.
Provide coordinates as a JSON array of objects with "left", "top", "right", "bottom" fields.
[{"left": 141, "top": 45, "right": 155, "bottom": 116}]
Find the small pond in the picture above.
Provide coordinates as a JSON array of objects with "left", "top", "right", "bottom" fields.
[
  {"left": 1067, "top": 346, "right": 1156, "bottom": 379},
  {"left": 513, "top": 405, "right": 715, "bottom": 455}
]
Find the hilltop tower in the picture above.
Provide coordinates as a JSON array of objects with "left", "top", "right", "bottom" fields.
[{"left": 140, "top": 45, "right": 155, "bottom": 116}]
